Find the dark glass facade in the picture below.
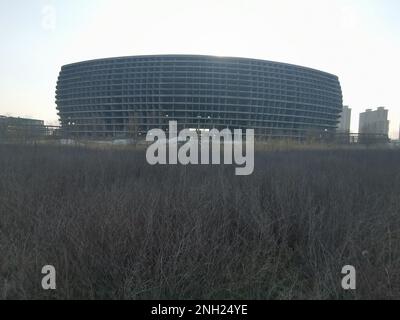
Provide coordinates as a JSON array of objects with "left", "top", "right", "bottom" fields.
[{"left": 56, "top": 55, "right": 343, "bottom": 139}]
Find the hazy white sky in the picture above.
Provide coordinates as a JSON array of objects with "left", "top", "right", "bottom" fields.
[{"left": 0, "top": 0, "right": 399, "bottom": 136}]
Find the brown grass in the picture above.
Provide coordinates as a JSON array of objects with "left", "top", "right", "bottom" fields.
[{"left": 1, "top": 143, "right": 400, "bottom": 300}]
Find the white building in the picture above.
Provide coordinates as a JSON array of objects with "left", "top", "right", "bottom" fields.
[
  {"left": 359, "top": 107, "right": 389, "bottom": 136},
  {"left": 337, "top": 105, "right": 351, "bottom": 133}
]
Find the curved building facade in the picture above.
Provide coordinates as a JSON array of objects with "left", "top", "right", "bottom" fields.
[{"left": 56, "top": 55, "right": 343, "bottom": 139}]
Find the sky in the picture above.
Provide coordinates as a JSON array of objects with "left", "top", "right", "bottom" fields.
[{"left": 0, "top": 0, "right": 399, "bottom": 137}]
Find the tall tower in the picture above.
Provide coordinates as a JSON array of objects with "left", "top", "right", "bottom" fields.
[
  {"left": 337, "top": 105, "right": 351, "bottom": 133},
  {"left": 359, "top": 107, "right": 389, "bottom": 136}
]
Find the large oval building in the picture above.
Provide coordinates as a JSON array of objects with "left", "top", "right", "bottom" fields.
[{"left": 56, "top": 55, "right": 343, "bottom": 139}]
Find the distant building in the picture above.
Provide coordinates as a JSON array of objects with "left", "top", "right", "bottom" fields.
[
  {"left": 337, "top": 105, "right": 351, "bottom": 133},
  {"left": 0, "top": 116, "right": 44, "bottom": 127},
  {"left": 0, "top": 115, "right": 47, "bottom": 139},
  {"left": 359, "top": 107, "right": 389, "bottom": 136}
]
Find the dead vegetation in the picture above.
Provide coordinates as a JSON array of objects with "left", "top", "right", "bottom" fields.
[{"left": 1, "top": 144, "right": 400, "bottom": 299}]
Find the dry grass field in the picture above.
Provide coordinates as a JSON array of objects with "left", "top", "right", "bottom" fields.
[{"left": 1, "top": 143, "right": 400, "bottom": 299}]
